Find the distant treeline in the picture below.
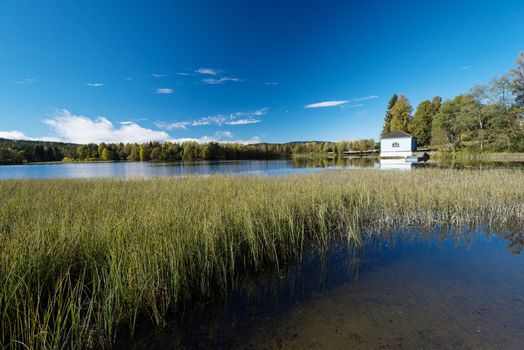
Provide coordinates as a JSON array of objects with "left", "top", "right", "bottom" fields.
[
  {"left": 0, "top": 138, "right": 378, "bottom": 164},
  {"left": 0, "top": 139, "right": 290, "bottom": 164},
  {"left": 381, "top": 52, "right": 524, "bottom": 152},
  {"left": 290, "top": 139, "right": 376, "bottom": 155}
]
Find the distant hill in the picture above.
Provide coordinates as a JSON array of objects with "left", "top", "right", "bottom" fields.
[{"left": 257, "top": 141, "right": 331, "bottom": 145}]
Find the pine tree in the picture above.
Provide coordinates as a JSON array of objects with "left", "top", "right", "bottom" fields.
[
  {"left": 389, "top": 95, "right": 412, "bottom": 132},
  {"left": 381, "top": 94, "right": 398, "bottom": 136}
]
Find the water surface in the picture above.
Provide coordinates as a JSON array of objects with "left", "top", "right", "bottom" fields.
[
  {"left": 2, "top": 158, "right": 522, "bottom": 179},
  {"left": 121, "top": 228, "right": 524, "bottom": 349},
  {"left": 0, "top": 159, "right": 378, "bottom": 179}
]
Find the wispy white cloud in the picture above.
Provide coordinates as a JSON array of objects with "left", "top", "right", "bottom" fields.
[
  {"left": 168, "top": 133, "right": 261, "bottom": 145},
  {"left": 195, "top": 67, "right": 219, "bottom": 75},
  {"left": 202, "top": 77, "right": 242, "bottom": 85},
  {"left": 12, "top": 78, "right": 36, "bottom": 86},
  {"left": 84, "top": 83, "right": 104, "bottom": 87},
  {"left": 226, "top": 119, "right": 261, "bottom": 125},
  {"left": 43, "top": 109, "right": 170, "bottom": 144},
  {"left": 349, "top": 95, "right": 378, "bottom": 102},
  {"left": 214, "top": 130, "right": 234, "bottom": 139},
  {"left": 177, "top": 72, "right": 194, "bottom": 76},
  {"left": 264, "top": 81, "right": 279, "bottom": 86},
  {"left": 305, "top": 95, "right": 378, "bottom": 108},
  {"left": 156, "top": 88, "right": 174, "bottom": 94},
  {"left": 155, "top": 121, "right": 191, "bottom": 130},
  {"left": 156, "top": 108, "right": 267, "bottom": 130},
  {"left": 340, "top": 103, "right": 364, "bottom": 110},
  {"left": 194, "top": 67, "right": 244, "bottom": 84},
  {"left": 305, "top": 100, "right": 349, "bottom": 108},
  {"left": 152, "top": 73, "right": 168, "bottom": 78}
]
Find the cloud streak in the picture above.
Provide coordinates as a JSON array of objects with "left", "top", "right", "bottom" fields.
[
  {"left": 195, "top": 67, "right": 219, "bottom": 75},
  {"left": 169, "top": 134, "right": 261, "bottom": 145},
  {"left": 305, "top": 95, "right": 378, "bottom": 108},
  {"left": 305, "top": 100, "right": 349, "bottom": 108},
  {"left": 340, "top": 103, "right": 364, "bottom": 110},
  {"left": 156, "top": 108, "right": 267, "bottom": 130},
  {"left": 202, "top": 77, "right": 242, "bottom": 85},
  {"left": 84, "top": 83, "right": 104, "bottom": 87},
  {"left": 349, "top": 95, "right": 378, "bottom": 102},
  {"left": 156, "top": 88, "right": 174, "bottom": 94},
  {"left": 12, "top": 78, "right": 36, "bottom": 86}
]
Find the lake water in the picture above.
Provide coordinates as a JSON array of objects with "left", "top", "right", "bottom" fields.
[
  {"left": 1, "top": 158, "right": 523, "bottom": 179},
  {"left": 0, "top": 159, "right": 379, "bottom": 179},
  {"left": 119, "top": 227, "right": 524, "bottom": 349}
]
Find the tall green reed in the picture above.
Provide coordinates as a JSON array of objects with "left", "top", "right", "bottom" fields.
[{"left": 0, "top": 169, "right": 522, "bottom": 348}]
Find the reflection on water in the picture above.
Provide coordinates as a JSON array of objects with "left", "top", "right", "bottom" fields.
[
  {"left": 1, "top": 158, "right": 522, "bottom": 179},
  {"left": 119, "top": 227, "right": 524, "bottom": 349},
  {"left": 291, "top": 157, "right": 379, "bottom": 169},
  {"left": 379, "top": 158, "right": 413, "bottom": 170},
  {"left": 0, "top": 159, "right": 378, "bottom": 179}
]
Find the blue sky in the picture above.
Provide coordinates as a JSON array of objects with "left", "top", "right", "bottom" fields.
[{"left": 1, "top": 0, "right": 523, "bottom": 144}]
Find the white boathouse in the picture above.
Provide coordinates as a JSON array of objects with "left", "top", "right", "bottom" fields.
[{"left": 380, "top": 131, "right": 416, "bottom": 159}]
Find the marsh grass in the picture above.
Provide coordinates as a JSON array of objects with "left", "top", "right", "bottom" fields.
[{"left": 0, "top": 169, "right": 523, "bottom": 348}]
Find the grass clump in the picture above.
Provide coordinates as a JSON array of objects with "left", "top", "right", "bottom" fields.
[{"left": 0, "top": 169, "right": 523, "bottom": 348}]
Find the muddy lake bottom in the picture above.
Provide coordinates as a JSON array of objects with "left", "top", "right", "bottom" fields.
[{"left": 116, "top": 228, "right": 524, "bottom": 350}]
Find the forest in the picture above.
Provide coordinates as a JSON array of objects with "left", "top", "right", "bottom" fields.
[
  {"left": 0, "top": 138, "right": 380, "bottom": 164},
  {"left": 381, "top": 52, "right": 524, "bottom": 152},
  {"left": 0, "top": 139, "right": 290, "bottom": 164}
]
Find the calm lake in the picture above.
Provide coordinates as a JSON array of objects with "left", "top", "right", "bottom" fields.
[
  {"left": 119, "top": 227, "right": 524, "bottom": 349},
  {"left": 0, "top": 159, "right": 379, "bottom": 179},
  {"left": 1, "top": 158, "right": 523, "bottom": 179}
]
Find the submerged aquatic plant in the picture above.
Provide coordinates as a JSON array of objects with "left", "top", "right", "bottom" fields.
[{"left": 0, "top": 169, "right": 522, "bottom": 348}]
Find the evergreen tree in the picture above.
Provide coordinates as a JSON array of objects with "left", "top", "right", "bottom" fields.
[
  {"left": 381, "top": 94, "right": 398, "bottom": 136},
  {"left": 389, "top": 95, "right": 412, "bottom": 132}
]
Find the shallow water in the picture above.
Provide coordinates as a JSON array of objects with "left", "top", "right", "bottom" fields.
[
  {"left": 0, "top": 159, "right": 378, "bottom": 179},
  {"left": 120, "top": 228, "right": 524, "bottom": 349}
]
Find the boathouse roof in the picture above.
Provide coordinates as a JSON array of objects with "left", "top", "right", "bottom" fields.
[{"left": 381, "top": 130, "right": 412, "bottom": 139}]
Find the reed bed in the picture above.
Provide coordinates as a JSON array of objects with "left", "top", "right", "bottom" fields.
[{"left": 0, "top": 169, "right": 523, "bottom": 348}]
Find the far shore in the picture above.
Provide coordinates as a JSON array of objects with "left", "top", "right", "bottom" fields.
[{"left": 1, "top": 151, "right": 524, "bottom": 166}]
